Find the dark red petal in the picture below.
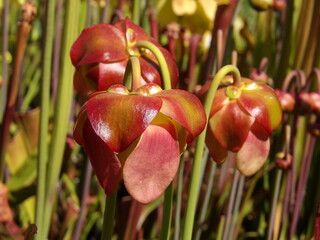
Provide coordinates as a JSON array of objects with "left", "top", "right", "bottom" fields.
[
  {"left": 154, "top": 89, "right": 206, "bottom": 144},
  {"left": 205, "top": 127, "right": 228, "bottom": 164},
  {"left": 123, "top": 123, "right": 180, "bottom": 204},
  {"left": 209, "top": 101, "right": 255, "bottom": 151},
  {"left": 70, "top": 24, "right": 127, "bottom": 66},
  {"left": 87, "top": 93, "right": 162, "bottom": 153},
  {"left": 83, "top": 120, "right": 122, "bottom": 195},
  {"left": 86, "top": 61, "right": 128, "bottom": 91},
  {"left": 73, "top": 103, "right": 88, "bottom": 145},
  {"left": 73, "top": 68, "right": 97, "bottom": 96}
]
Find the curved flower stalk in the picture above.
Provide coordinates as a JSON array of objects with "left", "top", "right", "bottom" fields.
[
  {"left": 70, "top": 18, "right": 178, "bottom": 95},
  {"left": 199, "top": 77, "right": 282, "bottom": 176},
  {"left": 73, "top": 83, "right": 206, "bottom": 204}
]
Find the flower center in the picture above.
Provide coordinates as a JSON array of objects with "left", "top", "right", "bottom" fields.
[{"left": 225, "top": 85, "right": 242, "bottom": 99}]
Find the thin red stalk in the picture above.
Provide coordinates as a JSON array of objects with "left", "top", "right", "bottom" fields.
[
  {"left": 289, "top": 135, "right": 316, "bottom": 238},
  {"left": 216, "top": 30, "right": 223, "bottom": 70},
  {"left": 0, "top": 2, "right": 35, "bottom": 180},
  {"left": 51, "top": 0, "right": 63, "bottom": 103},
  {"left": 222, "top": 156, "right": 239, "bottom": 240},
  {"left": 200, "top": 0, "right": 238, "bottom": 83},
  {"left": 187, "top": 34, "right": 201, "bottom": 92},
  {"left": 1, "top": 0, "right": 9, "bottom": 122},
  {"left": 148, "top": 8, "right": 158, "bottom": 40},
  {"left": 72, "top": 159, "right": 93, "bottom": 240},
  {"left": 101, "top": 0, "right": 109, "bottom": 23}
]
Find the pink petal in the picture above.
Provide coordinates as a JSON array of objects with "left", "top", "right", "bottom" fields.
[
  {"left": 83, "top": 120, "right": 122, "bottom": 195},
  {"left": 210, "top": 101, "right": 255, "bottom": 151},
  {"left": 70, "top": 24, "right": 127, "bottom": 66},
  {"left": 236, "top": 124, "right": 270, "bottom": 176},
  {"left": 87, "top": 93, "right": 162, "bottom": 153},
  {"left": 154, "top": 89, "right": 206, "bottom": 145},
  {"left": 123, "top": 123, "right": 180, "bottom": 204}
]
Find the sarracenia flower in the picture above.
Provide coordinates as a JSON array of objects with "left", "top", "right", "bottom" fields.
[
  {"left": 70, "top": 18, "right": 178, "bottom": 95},
  {"left": 74, "top": 83, "right": 206, "bottom": 203},
  {"left": 200, "top": 77, "right": 282, "bottom": 176}
]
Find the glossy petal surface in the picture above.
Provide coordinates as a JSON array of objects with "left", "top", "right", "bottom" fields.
[
  {"left": 205, "top": 127, "right": 228, "bottom": 164},
  {"left": 239, "top": 80, "right": 282, "bottom": 134},
  {"left": 155, "top": 89, "right": 206, "bottom": 144},
  {"left": 70, "top": 24, "right": 127, "bottom": 66},
  {"left": 236, "top": 129, "right": 270, "bottom": 176},
  {"left": 86, "top": 93, "right": 162, "bottom": 152},
  {"left": 83, "top": 120, "right": 122, "bottom": 195},
  {"left": 73, "top": 103, "right": 88, "bottom": 145},
  {"left": 209, "top": 101, "right": 255, "bottom": 151},
  {"left": 123, "top": 123, "right": 180, "bottom": 204}
]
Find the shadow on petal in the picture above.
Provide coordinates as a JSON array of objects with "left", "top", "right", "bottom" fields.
[
  {"left": 83, "top": 120, "right": 122, "bottom": 195},
  {"left": 123, "top": 123, "right": 180, "bottom": 204}
]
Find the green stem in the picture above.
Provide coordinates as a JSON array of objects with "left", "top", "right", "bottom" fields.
[
  {"left": 123, "top": 56, "right": 141, "bottom": 90},
  {"left": 182, "top": 65, "right": 241, "bottom": 240},
  {"left": 132, "top": 0, "right": 140, "bottom": 25},
  {"left": 40, "top": 0, "right": 79, "bottom": 238},
  {"left": 174, "top": 156, "right": 185, "bottom": 240},
  {"left": 267, "top": 169, "right": 283, "bottom": 240},
  {"left": 136, "top": 41, "right": 171, "bottom": 90},
  {"left": 160, "top": 182, "right": 173, "bottom": 240},
  {"left": 36, "top": 0, "right": 55, "bottom": 233},
  {"left": 101, "top": 190, "right": 117, "bottom": 240}
]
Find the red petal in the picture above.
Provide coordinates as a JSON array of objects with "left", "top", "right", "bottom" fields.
[
  {"left": 83, "top": 120, "right": 122, "bottom": 195},
  {"left": 205, "top": 127, "right": 228, "bottom": 164},
  {"left": 114, "top": 18, "right": 150, "bottom": 42},
  {"left": 236, "top": 123, "right": 270, "bottom": 176},
  {"left": 70, "top": 24, "right": 127, "bottom": 66},
  {"left": 87, "top": 93, "right": 162, "bottom": 153},
  {"left": 73, "top": 103, "right": 88, "bottom": 145},
  {"left": 238, "top": 80, "right": 282, "bottom": 134},
  {"left": 209, "top": 101, "right": 255, "bottom": 151},
  {"left": 123, "top": 123, "right": 180, "bottom": 204},
  {"left": 154, "top": 89, "right": 206, "bottom": 144},
  {"left": 86, "top": 61, "right": 128, "bottom": 91},
  {"left": 73, "top": 68, "right": 97, "bottom": 96}
]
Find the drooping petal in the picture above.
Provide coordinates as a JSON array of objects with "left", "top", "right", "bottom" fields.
[
  {"left": 86, "top": 93, "right": 162, "bottom": 153},
  {"left": 210, "top": 101, "right": 255, "bottom": 151},
  {"left": 123, "top": 123, "right": 180, "bottom": 204},
  {"left": 70, "top": 24, "right": 127, "bottom": 66},
  {"left": 205, "top": 127, "right": 228, "bottom": 164},
  {"left": 238, "top": 79, "right": 282, "bottom": 134},
  {"left": 73, "top": 67, "right": 97, "bottom": 96},
  {"left": 154, "top": 89, "right": 206, "bottom": 144},
  {"left": 73, "top": 103, "right": 88, "bottom": 145},
  {"left": 236, "top": 130, "right": 270, "bottom": 176},
  {"left": 83, "top": 120, "right": 122, "bottom": 195},
  {"left": 86, "top": 61, "right": 128, "bottom": 91}
]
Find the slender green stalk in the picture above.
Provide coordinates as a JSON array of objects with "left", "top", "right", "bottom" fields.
[
  {"left": 40, "top": 0, "right": 79, "bottom": 238},
  {"left": 182, "top": 65, "right": 241, "bottom": 240},
  {"left": 174, "top": 156, "right": 185, "bottom": 240},
  {"left": 132, "top": 0, "right": 140, "bottom": 25},
  {"left": 36, "top": 0, "right": 56, "bottom": 228},
  {"left": 136, "top": 41, "right": 172, "bottom": 90},
  {"left": 101, "top": 190, "right": 118, "bottom": 240},
  {"left": 195, "top": 161, "right": 217, "bottom": 240},
  {"left": 160, "top": 183, "right": 173, "bottom": 240},
  {"left": 216, "top": 216, "right": 225, "bottom": 240},
  {"left": 267, "top": 169, "right": 283, "bottom": 240},
  {"left": 123, "top": 56, "right": 141, "bottom": 90}
]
